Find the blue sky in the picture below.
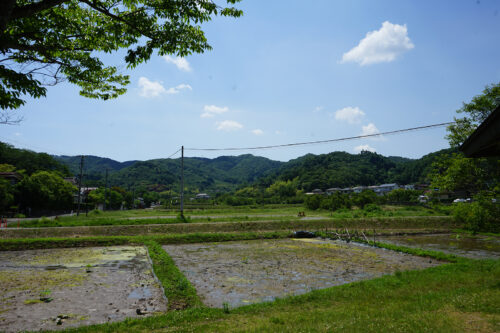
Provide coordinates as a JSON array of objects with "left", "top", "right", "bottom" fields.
[{"left": 2, "top": 0, "right": 500, "bottom": 162}]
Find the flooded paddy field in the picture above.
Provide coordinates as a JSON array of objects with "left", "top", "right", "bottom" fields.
[
  {"left": 163, "top": 238, "right": 440, "bottom": 308},
  {"left": 377, "top": 233, "right": 500, "bottom": 259},
  {"left": 0, "top": 246, "right": 167, "bottom": 332}
]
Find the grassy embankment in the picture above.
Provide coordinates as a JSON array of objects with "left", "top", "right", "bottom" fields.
[
  {"left": 0, "top": 216, "right": 459, "bottom": 239},
  {"left": 11, "top": 204, "right": 450, "bottom": 228}
]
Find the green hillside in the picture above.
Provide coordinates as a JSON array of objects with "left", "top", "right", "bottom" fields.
[
  {"left": 54, "top": 155, "right": 137, "bottom": 182},
  {"left": 53, "top": 149, "right": 455, "bottom": 193},
  {"left": 260, "top": 148, "right": 456, "bottom": 191},
  {"left": 54, "top": 154, "right": 283, "bottom": 193},
  {"left": 0, "top": 142, "right": 70, "bottom": 175}
]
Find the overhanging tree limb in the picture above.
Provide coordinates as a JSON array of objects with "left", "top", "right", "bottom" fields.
[{"left": 0, "top": 0, "right": 243, "bottom": 115}]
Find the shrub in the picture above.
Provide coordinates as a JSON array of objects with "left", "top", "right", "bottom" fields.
[
  {"left": 363, "top": 203, "right": 382, "bottom": 213},
  {"left": 304, "top": 195, "right": 322, "bottom": 210},
  {"left": 452, "top": 195, "right": 499, "bottom": 233},
  {"left": 89, "top": 209, "right": 102, "bottom": 215}
]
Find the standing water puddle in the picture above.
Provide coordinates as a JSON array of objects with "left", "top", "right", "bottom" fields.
[
  {"left": 377, "top": 233, "right": 500, "bottom": 259},
  {"left": 163, "top": 238, "right": 441, "bottom": 308}
]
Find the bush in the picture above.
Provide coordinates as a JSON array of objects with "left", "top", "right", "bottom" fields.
[
  {"left": 304, "top": 195, "right": 322, "bottom": 210},
  {"left": 363, "top": 203, "right": 382, "bottom": 213},
  {"left": 452, "top": 195, "right": 500, "bottom": 233}
]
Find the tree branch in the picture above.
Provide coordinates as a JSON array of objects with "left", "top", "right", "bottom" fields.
[
  {"left": 80, "top": 0, "right": 154, "bottom": 39},
  {"left": 10, "top": 0, "right": 67, "bottom": 20}
]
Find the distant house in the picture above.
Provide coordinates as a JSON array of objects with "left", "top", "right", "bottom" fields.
[
  {"left": 414, "top": 184, "right": 429, "bottom": 191},
  {"left": 195, "top": 193, "right": 210, "bottom": 199},
  {"left": 352, "top": 186, "right": 367, "bottom": 193},
  {"left": 81, "top": 187, "right": 98, "bottom": 195},
  {"left": 0, "top": 172, "right": 22, "bottom": 185},
  {"left": 404, "top": 184, "right": 415, "bottom": 190},
  {"left": 311, "top": 189, "right": 324, "bottom": 195},
  {"left": 340, "top": 187, "right": 352, "bottom": 194},
  {"left": 63, "top": 177, "right": 78, "bottom": 186},
  {"left": 326, "top": 188, "right": 341, "bottom": 195},
  {"left": 377, "top": 183, "right": 399, "bottom": 194}
]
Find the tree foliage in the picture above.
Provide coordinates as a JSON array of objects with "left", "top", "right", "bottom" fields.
[
  {"left": 431, "top": 83, "right": 500, "bottom": 195},
  {"left": 446, "top": 83, "right": 500, "bottom": 147},
  {"left": 0, "top": 141, "right": 70, "bottom": 175},
  {"left": 0, "top": 0, "right": 242, "bottom": 116},
  {"left": 16, "top": 170, "right": 76, "bottom": 210}
]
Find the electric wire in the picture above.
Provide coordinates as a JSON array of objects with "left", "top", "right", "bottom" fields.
[
  {"left": 166, "top": 147, "right": 181, "bottom": 159},
  {"left": 186, "top": 122, "right": 454, "bottom": 152}
]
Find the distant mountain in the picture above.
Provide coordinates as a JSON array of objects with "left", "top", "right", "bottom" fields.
[
  {"left": 55, "top": 153, "right": 283, "bottom": 192},
  {"left": 257, "top": 148, "right": 456, "bottom": 191},
  {"left": 54, "top": 148, "right": 456, "bottom": 193},
  {"left": 54, "top": 155, "right": 137, "bottom": 174}
]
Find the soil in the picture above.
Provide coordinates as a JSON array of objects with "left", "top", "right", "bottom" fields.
[
  {"left": 377, "top": 233, "right": 500, "bottom": 259},
  {"left": 163, "top": 238, "right": 440, "bottom": 308},
  {"left": 0, "top": 246, "right": 167, "bottom": 332}
]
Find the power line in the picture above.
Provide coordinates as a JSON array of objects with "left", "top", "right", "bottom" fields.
[
  {"left": 186, "top": 122, "right": 454, "bottom": 152},
  {"left": 166, "top": 147, "right": 181, "bottom": 159}
]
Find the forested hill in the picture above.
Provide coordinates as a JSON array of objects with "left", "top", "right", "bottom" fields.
[
  {"left": 0, "top": 142, "right": 70, "bottom": 175},
  {"left": 52, "top": 148, "right": 455, "bottom": 193},
  {"left": 54, "top": 155, "right": 138, "bottom": 182},
  {"left": 257, "top": 148, "right": 456, "bottom": 191},
  {"left": 55, "top": 154, "right": 283, "bottom": 192}
]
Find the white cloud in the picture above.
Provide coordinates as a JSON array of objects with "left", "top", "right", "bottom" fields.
[
  {"left": 216, "top": 120, "right": 243, "bottom": 131},
  {"left": 138, "top": 78, "right": 191, "bottom": 97},
  {"left": 138, "top": 77, "right": 166, "bottom": 98},
  {"left": 251, "top": 129, "right": 264, "bottom": 135},
  {"left": 313, "top": 106, "right": 324, "bottom": 113},
  {"left": 354, "top": 144, "right": 376, "bottom": 153},
  {"left": 165, "top": 84, "right": 192, "bottom": 95},
  {"left": 163, "top": 55, "right": 192, "bottom": 71},
  {"left": 334, "top": 106, "right": 366, "bottom": 124},
  {"left": 201, "top": 105, "right": 229, "bottom": 118},
  {"left": 361, "top": 123, "right": 380, "bottom": 136},
  {"left": 341, "top": 21, "right": 414, "bottom": 66}
]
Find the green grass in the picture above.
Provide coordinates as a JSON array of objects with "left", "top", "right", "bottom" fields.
[
  {"left": 145, "top": 241, "right": 201, "bottom": 310},
  {"left": 64, "top": 258, "right": 500, "bottom": 332},
  {"left": 1, "top": 216, "right": 459, "bottom": 239},
  {"left": 12, "top": 204, "right": 450, "bottom": 228},
  {"left": 0, "top": 231, "right": 289, "bottom": 251}
]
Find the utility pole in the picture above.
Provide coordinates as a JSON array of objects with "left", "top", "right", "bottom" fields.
[
  {"left": 104, "top": 168, "right": 108, "bottom": 211},
  {"left": 76, "top": 155, "right": 84, "bottom": 216},
  {"left": 180, "top": 146, "right": 184, "bottom": 216},
  {"left": 132, "top": 187, "right": 135, "bottom": 209}
]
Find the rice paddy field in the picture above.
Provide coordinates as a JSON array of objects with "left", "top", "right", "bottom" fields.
[{"left": 0, "top": 205, "right": 498, "bottom": 332}]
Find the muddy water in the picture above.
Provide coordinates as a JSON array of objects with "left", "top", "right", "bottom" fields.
[
  {"left": 163, "top": 238, "right": 440, "bottom": 308},
  {"left": 377, "top": 233, "right": 500, "bottom": 259},
  {"left": 0, "top": 246, "right": 167, "bottom": 332}
]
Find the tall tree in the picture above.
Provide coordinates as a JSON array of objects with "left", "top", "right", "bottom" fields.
[
  {"left": 0, "top": 0, "right": 242, "bottom": 122},
  {"left": 446, "top": 83, "right": 500, "bottom": 147},
  {"left": 431, "top": 83, "right": 500, "bottom": 193}
]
